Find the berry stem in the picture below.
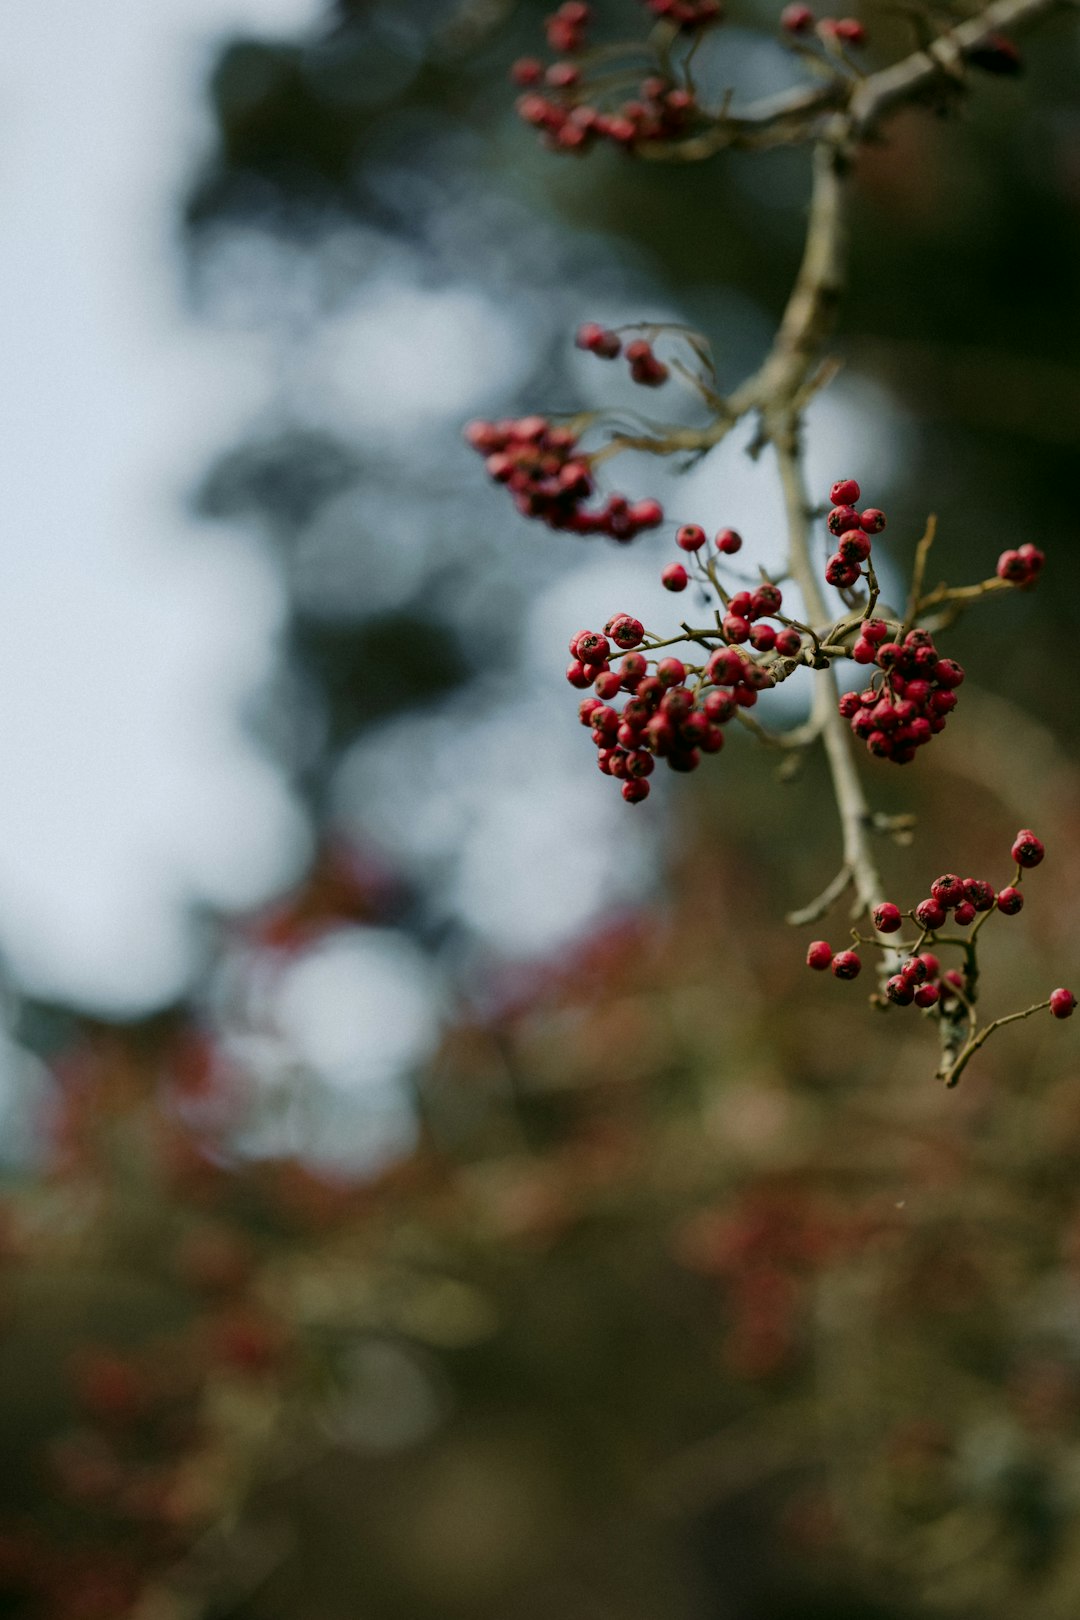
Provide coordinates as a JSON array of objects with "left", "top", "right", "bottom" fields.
[
  {"left": 939, "top": 998, "right": 1053, "bottom": 1089},
  {"left": 773, "top": 414, "right": 892, "bottom": 936}
]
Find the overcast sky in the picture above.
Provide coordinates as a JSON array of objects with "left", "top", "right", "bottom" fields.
[{"left": 0, "top": 0, "right": 325, "bottom": 1011}]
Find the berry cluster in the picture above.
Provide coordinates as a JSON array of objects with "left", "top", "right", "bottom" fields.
[
  {"left": 822, "top": 478, "right": 885, "bottom": 591},
  {"left": 805, "top": 829, "right": 1074, "bottom": 1081},
  {"left": 781, "top": 6, "right": 867, "bottom": 43},
  {"left": 465, "top": 415, "right": 664, "bottom": 539},
  {"left": 515, "top": 71, "right": 700, "bottom": 153},
  {"left": 838, "top": 626, "right": 964, "bottom": 764},
  {"left": 576, "top": 324, "right": 669, "bottom": 386},
  {"left": 996, "top": 542, "right": 1045, "bottom": 587},
  {"left": 659, "top": 525, "right": 802, "bottom": 663},
  {"left": 572, "top": 618, "right": 779, "bottom": 803}
]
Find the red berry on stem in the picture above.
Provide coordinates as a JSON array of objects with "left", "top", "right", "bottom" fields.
[
  {"left": 930, "top": 874, "right": 965, "bottom": 908},
  {"left": 1012, "top": 829, "right": 1044, "bottom": 868},
  {"left": 1050, "top": 988, "right": 1077, "bottom": 1019},
  {"left": 873, "top": 902, "right": 902, "bottom": 933},
  {"left": 832, "top": 950, "right": 862, "bottom": 980},
  {"left": 662, "top": 562, "right": 689, "bottom": 592},
  {"left": 915, "top": 897, "right": 947, "bottom": 932},
  {"left": 715, "top": 528, "right": 743, "bottom": 555},
  {"left": 996, "top": 886, "right": 1024, "bottom": 915},
  {"left": 806, "top": 940, "right": 833, "bottom": 970},
  {"left": 676, "top": 524, "right": 707, "bottom": 551},
  {"left": 657, "top": 657, "right": 686, "bottom": 687},
  {"left": 825, "top": 555, "right": 860, "bottom": 589},
  {"left": 828, "top": 505, "right": 861, "bottom": 536}
]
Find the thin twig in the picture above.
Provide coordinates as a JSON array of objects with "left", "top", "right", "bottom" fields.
[{"left": 786, "top": 863, "right": 854, "bottom": 927}]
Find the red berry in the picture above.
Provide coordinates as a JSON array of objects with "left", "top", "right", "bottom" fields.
[
  {"left": 914, "top": 898, "right": 946, "bottom": 931},
  {"left": 829, "top": 478, "right": 860, "bottom": 505},
  {"left": 832, "top": 950, "right": 862, "bottom": 980},
  {"left": 594, "top": 670, "right": 623, "bottom": 698},
  {"left": 852, "top": 639, "right": 876, "bottom": 664},
  {"left": 715, "top": 528, "right": 742, "bottom": 554},
  {"left": 573, "top": 630, "right": 610, "bottom": 664},
  {"left": 608, "top": 615, "right": 646, "bottom": 649},
  {"left": 629, "top": 499, "right": 664, "bottom": 530},
  {"left": 750, "top": 624, "right": 776, "bottom": 652},
  {"left": 996, "top": 886, "right": 1024, "bottom": 915},
  {"left": 832, "top": 17, "right": 866, "bottom": 43},
  {"left": 886, "top": 975, "right": 915, "bottom": 1005},
  {"left": 930, "top": 873, "right": 965, "bottom": 908},
  {"left": 546, "top": 61, "right": 581, "bottom": 90},
  {"left": 703, "top": 690, "right": 735, "bottom": 723},
  {"left": 873, "top": 902, "right": 902, "bottom": 933},
  {"left": 575, "top": 322, "right": 621, "bottom": 357},
  {"left": 919, "top": 953, "right": 940, "bottom": 980},
  {"left": 963, "top": 878, "right": 996, "bottom": 912},
  {"left": 828, "top": 505, "right": 861, "bottom": 536},
  {"left": 622, "top": 778, "right": 651, "bottom": 803},
  {"left": 624, "top": 750, "right": 655, "bottom": 779},
  {"left": 567, "top": 660, "right": 593, "bottom": 688},
  {"left": 806, "top": 940, "right": 833, "bottom": 971},
  {"left": 707, "top": 648, "right": 742, "bottom": 685},
  {"left": 775, "top": 629, "right": 802, "bottom": 656},
  {"left": 825, "top": 555, "right": 860, "bottom": 589},
  {"left": 657, "top": 657, "right": 687, "bottom": 687},
  {"left": 781, "top": 2, "right": 815, "bottom": 30},
  {"left": 511, "top": 57, "right": 545, "bottom": 86},
  {"left": 838, "top": 530, "right": 872, "bottom": 563},
  {"left": 660, "top": 686, "right": 694, "bottom": 719},
  {"left": 676, "top": 524, "right": 707, "bottom": 551},
  {"left": 751, "top": 584, "right": 783, "bottom": 618},
  {"left": 935, "top": 659, "right": 965, "bottom": 689},
  {"left": 914, "top": 983, "right": 940, "bottom": 1009},
  {"left": 1050, "top": 988, "right": 1077, "bottom": 1019},
  {"left": 953, "top": 901, "right": 976, "bottom": 926},
  {"left": 996, "top": 549, "right": 1029, "bottom": 583},
  {"left": 1011, "top": 829, "right": 1044, "bottom": 868},
  {"left": 723, "top": 614, "right": 750, "bottom": 643},
  {"left": 662, "top": 563, "right": 689, "bottom": 592}
]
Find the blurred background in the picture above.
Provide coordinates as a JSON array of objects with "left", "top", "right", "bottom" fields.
[{"left": 1, "top": 0, "right": 1079, "bottom": 1615}]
